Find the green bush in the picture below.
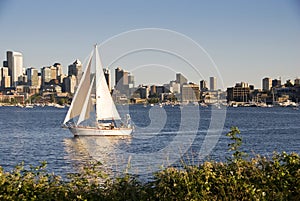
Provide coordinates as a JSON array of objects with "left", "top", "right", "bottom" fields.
[{"left": 0, "top": 127, "right": 299, "bottom": 200}]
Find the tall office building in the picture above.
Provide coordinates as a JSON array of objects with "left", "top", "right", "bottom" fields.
[
  {"left": 26, "top": 67, "right": 39, "bottom": 86},
  {"left": 169, "top": 81, "right": 180, "bottom": 94},
  {"left": 62, "top": 75, "right": 77, "bottom": 94},
  {"left": 41, "top": 67, "right": 52, "bottom": 86},
  {"left": 272, "top": 79, "right": 281, "bottom": 88},
  {"left": 181, "top": 83, "right": 200, "bottom": 102},
  {"left": 0, "top": 67, "right": 10, "bottom": 89},
  {"left": 128, "top": 73, "right": 135, "bottom": 88},
  {"left": 200, "top": 80, "right": 208, "bottom": 92},
  {"left": 176, "top": 73, "right": 188, "bottom": 86},
  {"left": 115, "top": 67, "right": 128, "bottom": 86},
  {"left": 68, "top": 59, "right": 82, "bottom": 83},
  {"left": 209, "top": 77, "right": 217, "bottom": 91},
  {"left": 53, "top": 63, "right": 63, "bottom": 77},
  {"left": 50, "top": 66, "right": 57, "bottom": 80},
  {"left": 262, "top": 77, "right": 272, "bottom": 91},
  {"left": 7, "top": 51, "right": 23, "bottom": 87},
  {"left": 115, "top": 67, "right": 130, "bottom": 96},
  {"left": 227, "top": 82, "right": 250, "bottom": 102}
]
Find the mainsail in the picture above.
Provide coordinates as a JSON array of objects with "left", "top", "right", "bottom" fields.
[
  {"left": 63, "top": 52, "right": 92, "bottom": 125},
  {"left": 63, "top": 45, "right": 121, "bottom": 125},
  {"left": 95, "top": 46, "right": 121, "bottom": 120},
  {"left": 77, "top": 75, "right": 95, "bottom": 125}
]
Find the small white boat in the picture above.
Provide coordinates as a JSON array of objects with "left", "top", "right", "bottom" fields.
[
  {"left": 63, "top": 45, "right": 133, "bottom": 137},
  {"left": 54, "top": 104, "right": 65, "bottom": 109},
  {"left": 25, "top": 104, "right": 34, "bottom": 108}
]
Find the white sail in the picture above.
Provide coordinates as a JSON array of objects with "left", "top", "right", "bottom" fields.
[
  {"left": 77, "top": 75, "right": 95, "bottom": 125},
  {"left": 63, "top": 52, "right": 93, "bottom": 124},
  {"left": 63, "top": 45, "right": 132, "bottom": 136},
  {"left": 95, "top": 46, "right": 121, "bottom": 120}
]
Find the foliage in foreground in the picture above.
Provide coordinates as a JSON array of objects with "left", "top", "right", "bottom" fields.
[{"left": 0, "top": 127, "right": 299, "bottom": 200}]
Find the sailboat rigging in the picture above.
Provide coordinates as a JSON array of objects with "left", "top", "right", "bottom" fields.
[{"left": 63, "top": 45, "right": 133, "bottom": 136}]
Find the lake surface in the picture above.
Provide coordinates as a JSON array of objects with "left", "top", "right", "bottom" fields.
[{"left": 0, "top": 105, "right": 299, "bottom": 178}]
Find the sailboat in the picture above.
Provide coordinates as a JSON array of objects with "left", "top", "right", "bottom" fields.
[{"left": 63, "top": 45, "right": 133, "bottom": 136}]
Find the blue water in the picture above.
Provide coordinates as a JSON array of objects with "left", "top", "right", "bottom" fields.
[{"left": 0, "top": 105, "right": 299, "bottom": 178}]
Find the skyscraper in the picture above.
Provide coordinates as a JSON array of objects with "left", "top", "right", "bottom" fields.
[
  {"left": 115, "top": 67, "right": 128, "bottom": 86},
  {"left": 26, "top": 67, "right": 39, "bottom": 86},
  {"left": 128, "top": 73, "right": 135, "bottom": 88},
  {"left": 209, "top": 77, "right": 217, "bottom": 91},
  {"left": 41, "top": 67, "right": 52, "bottom": 86},
  {"left": 181, "top": 83, "right": 200, "bottom": 102},
  {"left": 200, "top": 80, "right": 208, "bottom": 92},
  {"left": 0, "top": 67, "right": 10, "bottom": 89},
  {"left": 272, "top": 79, "right": 281, "bottom": 88},
  {"left": 7, "top": 51, "right": 23, "bottom": 87},
  {"left": 53, "top": 63, "right": 63, "bottom": 78},
  {"left": 262, "top": 77, "right": 272, "bottom": 91},
  {"left": 176, "top": 73, "right": 188, "bottom": 86},
  {"left": 68, "top": 59, "right": 82, "bottom": 83}
]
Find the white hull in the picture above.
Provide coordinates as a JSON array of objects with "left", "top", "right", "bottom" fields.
[{"left": 69, "top": 126, "right": 132, "bottom": 136}]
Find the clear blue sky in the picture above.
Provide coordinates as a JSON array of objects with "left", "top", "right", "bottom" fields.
[{"left": 0, "top": 0, "right": 299, "bottom": 89}]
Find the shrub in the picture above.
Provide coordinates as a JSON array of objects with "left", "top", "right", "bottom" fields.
[{"left": 0, "top": 127, "right": 299, "bottom": 200}]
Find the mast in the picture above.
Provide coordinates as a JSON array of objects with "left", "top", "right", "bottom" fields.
[
  {"left": 94, "top": 45, "right": 121, "bottom": 121},
  {"left": 95, "top": 44, "right": 100, "bottom": 122}
]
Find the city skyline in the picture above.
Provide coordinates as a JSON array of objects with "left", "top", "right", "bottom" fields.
[
  {"left": 1, "top": 49, "right": 300, "bottom": 107},
  {"left": 0, "top": 1, "right": 299, "bottom": 89},
  {"left": 1, "top": 49, "right": 299, "bottom": 91}
]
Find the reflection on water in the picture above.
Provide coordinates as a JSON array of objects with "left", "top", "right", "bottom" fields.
[{"left": 64, "top": 136, "right": 133, "bottom": 176}]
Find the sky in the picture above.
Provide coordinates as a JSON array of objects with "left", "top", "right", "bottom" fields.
[{"left": 0, "top": 0, "right": 299, "bottom": 90}]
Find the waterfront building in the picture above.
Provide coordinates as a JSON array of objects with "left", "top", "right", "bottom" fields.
[
  {"left": 262, "top": 77, "right": 272, "bottom": 91},
  {"left": 176, "top": 73, "right": 188, "bottom": 86},
  {"left": 150, "top": 85, "right": 157, "bottom": 96},
  {"left": 181, "top": 83, "right": 200, "bottom": 102},
  {"left": 18, "top": 74, "right": 27, "bottom": 85},
  {"left": 0, "top": 67, "right": 10, "bottom": 89},
  {"left": 115, "top": 67, "right": 128, "bottom": 86},
  {"left": 168, "top": 81, "right": 180, "bottom": 94},
  {"left": 128, "top": 73, "right": 135, "bottom": 89},
  {"left": 26, "top": 67, "right": 39, "bottom": 87},
  {"left": 50, "top": 66, "right": 57, "bottom": 80},
  {"left": 272, "top": 79, "right": 281, "bottom": 88},
  {"left": 6, "top": 51, "right": 23, "bottom": 87},
  {"left": 53, "top": 63, "right": 63, "bottom": 77},
  {"left": 24, "top": 86, "right": 39, "bottom": 95},
  {"left": 209, "top": 77, "right": 217, "bottom": 91},
  {"left": 58, "top": 73, "right": 67, "bottom": 85},
  {"left": 41, "top": 67, "right": 52, "bottom": 86},
  {"left": 62, "top": 75, "right": 77, "bottom": 94},
  {"left": 227, "top": 82, "right": 251, "bottom": 102},
  {"left": 135, "top": 85, "right": 149, "bottom": 99},
  {"left": 115, "top": 67, "right": 129, "bottom": 96},
  {"left": 200, "top": 80, "right": 208, "bottom": 92},
  {"left": 68, "top": 59, "right": 82, "bottom": 84}
]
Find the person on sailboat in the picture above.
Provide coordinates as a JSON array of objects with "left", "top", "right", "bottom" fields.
[{"left": 110, "top": 121, "right": 115, "bottom": 129}]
